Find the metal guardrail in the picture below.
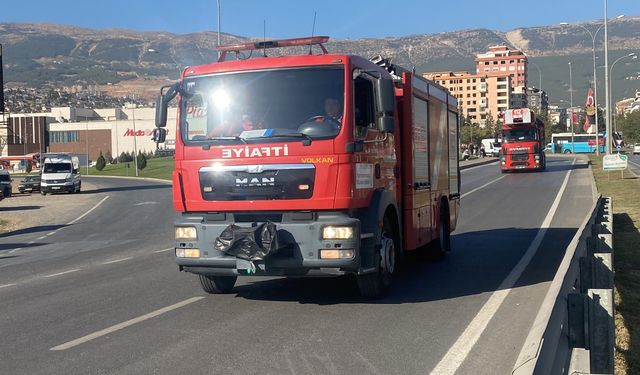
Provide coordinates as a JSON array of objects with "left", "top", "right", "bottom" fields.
[{"left": 512, "top": 196, "right": 615, "bottom": 375}]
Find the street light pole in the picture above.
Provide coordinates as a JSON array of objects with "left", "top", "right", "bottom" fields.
[
  {"left": 609, "top": 53, "right": 637, "bottom": 134},
  {"left": 569, "top": 62, "right": 575, "bottom": 153},
  {"left": 561, "top": 15, "right": 623, "bottom": 156},
  {"left": 217, "top": 0, "right": 221, "bottom": 59},
  {"left": 131, "top": 95, "right": 139, "bottom": 177},
  {"left": 86, "top": 117, "right": 89, "bottom": 175},
  {"left": 603, "top": 0, "right": 611, "bottom": 154}
]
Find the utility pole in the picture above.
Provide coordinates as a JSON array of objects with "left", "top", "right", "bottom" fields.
[
  {"left": 603, "top": 0, "right": 611, "bottom": 154},
  {"left": 569, "top": 62, "right": 574, "bottom": 153},
  {"left": 132, "top": 95, "right": 139, "bottom": 177}
]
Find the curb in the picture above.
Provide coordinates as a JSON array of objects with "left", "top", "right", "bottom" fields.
[
  {"left": 83, "top": 174, "right": 172, "bottom": 185},
  {"left": 460, "top": 158, "right": 499, "bottom": 170}
]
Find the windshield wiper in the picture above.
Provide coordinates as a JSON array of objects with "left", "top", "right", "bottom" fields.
[
  {"left": 261, "top": 132, "right": 312, "bottom": 146},
  {"left": 207, "top": 136, "right": 248, "bottom": 144}
]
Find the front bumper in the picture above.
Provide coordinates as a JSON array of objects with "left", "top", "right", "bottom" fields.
[
  {"left": 41, "top": 182, "right": 74, "bottom": 193},
  {"left": 174, "top": 212, "right": 371, "bottom": 277}
]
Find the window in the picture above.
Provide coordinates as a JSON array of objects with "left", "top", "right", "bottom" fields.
[
  {"left": 498, "top": 99, "right": 507, "bottom": 104},
  {"left": 354, "top": 76, "right": 376, "bottom": 137},
  {"left": 497, "top": 84, "right": 507, "bottom": 90},
  {"left": 498, "top": 92, "right": 507, "bottom": 97},
  {"left": 49, "top": 131, "right": 79, "bottom": 143}
]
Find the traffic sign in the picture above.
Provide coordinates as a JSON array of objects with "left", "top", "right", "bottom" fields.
[{"left": 603, "top": 154, "right": 628, "bottom": 171}]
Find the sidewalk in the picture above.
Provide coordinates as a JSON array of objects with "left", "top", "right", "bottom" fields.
[{"left": 460, "top": 156, "right": 499, "bottom": 170}]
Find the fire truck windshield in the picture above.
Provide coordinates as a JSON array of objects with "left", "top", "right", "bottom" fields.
[
  {"left": 180, "top": 66, "right": 344, "bottom": 144},
  {"left": 503, "top": 127, "right": 537, "bottom": 142}
]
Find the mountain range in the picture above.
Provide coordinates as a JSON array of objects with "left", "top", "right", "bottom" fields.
[{"left": 1, "top": 18, "right": 640, "bottom": 105}]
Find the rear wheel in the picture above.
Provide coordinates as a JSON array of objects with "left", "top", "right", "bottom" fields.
[
  {"left": 41, "top": 191, "right": 46, "bottom": 196},
  {"left": 198, "top": 275, "right": 237, "bottom": 294},
  {"left": 563, "top": 149, "right": 572, "bottom": 154},
  {"left": 357, "top": 216, "right": 399, "bottom": 299}
]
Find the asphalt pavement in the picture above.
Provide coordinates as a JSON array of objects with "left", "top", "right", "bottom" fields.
[{"left": 0, "top": 157, "right": 596, "bottom": 375}]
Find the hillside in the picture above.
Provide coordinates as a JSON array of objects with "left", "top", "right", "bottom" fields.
[{"left": 1, "top": 18, "right": 639, "bottom": 104}]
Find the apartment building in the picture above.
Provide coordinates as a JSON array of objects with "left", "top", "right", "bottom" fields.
[
  {"left": 475, "top": 45, "right": 528, "bottom": 87},
  {"left": 424, "top": 71, "right": 511, "bottom": 126}
]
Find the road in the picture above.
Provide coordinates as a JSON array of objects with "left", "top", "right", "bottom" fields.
[
  {"left": 0, "top": 156, "right": 595, "bottom": 374},
  {"left": 627, "top": 153, "right": 640, "bottom": 176}
]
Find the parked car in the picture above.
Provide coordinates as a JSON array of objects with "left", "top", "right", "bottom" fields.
[
  {"left": 0, "top": 170, "right": 12, "bottom": 198},
  {"left": 18, "top": 175, "right": 41, "bottom": 193},
  {"left": 633, "top": 143, "right": 640, "bottom": 155}
]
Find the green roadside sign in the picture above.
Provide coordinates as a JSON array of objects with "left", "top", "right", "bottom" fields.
[{"left": 602, "top": 154, "right": 628, "bottom": 171}]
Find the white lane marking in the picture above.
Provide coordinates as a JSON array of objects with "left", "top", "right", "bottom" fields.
[
  {"left": 153, "top": 247, "right": 174, "bottom": 253},
  {"left": 8, "top": 196, "right": 110, "bottom": 254},
  {"left": 67, "top": 196, "right": 110, "bottom": 225},
  {"left": 101, "top": 257, "right": 132, "bottom": 265},
  {"left": 43, "top": 269, "right": 80, "bottom": 278},
  {"left": 50, "top": 296, "right": 205, "bottom": 351},
  {"left": 431, "top": 158, "right": 575, "bottom": 374},
  {"left": 8, "top": 247, "right": 23, "bottom": 253},
  {"left": 0, "top": 283, "right": 17, "bottom": 289},
  {"left": 134, "top": 201, "right": 159, "bottom": 206},
  {"left": 461, "top": 176, "right": 506, "bottom": 199}
]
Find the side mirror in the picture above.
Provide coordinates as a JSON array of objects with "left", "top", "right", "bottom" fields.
[
  {"left": 155, "top": 83, "right": 179, "bottom": 128},
  {"left": 155, "top": 95, "right": 168, "bottom": 128},
  {"left": 375, "top": 78, "right": 396, "bottom": 133},
  {"left": 152, "top": 128, "right": 167, "bottom": 144}
]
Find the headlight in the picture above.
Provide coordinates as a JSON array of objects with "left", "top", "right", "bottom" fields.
[
  {"left": 322, "top": 226, "right": 354, "bottom": 240},
  {"left": 175, "top": 226, "right": 197, "bottom": 240}
]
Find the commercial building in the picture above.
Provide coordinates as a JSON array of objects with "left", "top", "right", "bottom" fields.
[
  {"left": 424, "top": 71, "right": 511, "bottom": 126},
  {"left": 475, "top": 45, "right": 528, "bottom": 87},
  {"left": 0, "top": 106, "right": 177, "bottom": 163}
]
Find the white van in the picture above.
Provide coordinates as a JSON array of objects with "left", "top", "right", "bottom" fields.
[
  {"left": 481, "top": 138, "right": 501, "bottom": 157},
  {"left": 40, "top": 153, "right": 82, "bottom": 195}
]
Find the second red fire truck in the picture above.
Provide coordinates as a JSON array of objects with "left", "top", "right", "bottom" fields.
[
  {"left": 154, "top": 37, "right": 460, "bottom": 298},
  {"left": 500, "top": 108, "right": 546, "bottom": 172}
]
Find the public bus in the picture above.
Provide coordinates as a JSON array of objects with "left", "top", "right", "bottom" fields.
[{"left": 549, "top": 132, "right": 623, "bottom": 154}]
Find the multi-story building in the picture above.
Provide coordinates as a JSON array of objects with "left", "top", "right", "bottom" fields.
[
  {"left": 424, "top": 71, "right": 511, "bottom": 126},
  {"left": 525, "top": 87, "right": 549, "bottom": 112},
  {"left": 475, "top": 45, "right": 528, "bottom": 87}
]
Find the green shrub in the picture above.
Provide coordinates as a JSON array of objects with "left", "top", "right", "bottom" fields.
[
  {"left": 137, "top": 151, "right": 147, "bottom": 170},
  {"left": 96, "top": 152, "right": 106, "bottom": 171}
]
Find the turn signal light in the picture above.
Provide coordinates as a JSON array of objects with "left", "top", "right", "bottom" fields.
[
  {"left": 175, "top": 248, "right": 201, "bottom": 258},
  {"left": 320, "top": 249, "right": 354, "bottom": 259}
]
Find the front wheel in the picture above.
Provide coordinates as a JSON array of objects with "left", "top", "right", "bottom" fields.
[
  {"left": 563, "top": 149, "right": 572, "bottom": 154},
  {"left": 356, "top": 217, "right": 399, "bottom": 299},
  {"left": 198, "top": 275, "right": 237, "bottom": 294}
]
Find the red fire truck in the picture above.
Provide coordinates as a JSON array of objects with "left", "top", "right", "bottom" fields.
[
  {"left": 500, "top": 108, "right": 546, "bottom": 172},
  {"left": 154, "top": 37, "right": 460, "bottom": 298}
]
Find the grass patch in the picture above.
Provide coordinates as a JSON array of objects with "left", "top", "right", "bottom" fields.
[
  {"left": 0, "top": 219, "right": 9, "bottom": 234},
  {"left": 589, "top": 155, "right": 640, "bottom": 375},
  {"left": 86, "top": 156, "right": 174, "bottom": 180}
]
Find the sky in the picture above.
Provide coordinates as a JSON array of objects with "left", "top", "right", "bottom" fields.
[{"left": 1, "top": 0, "right": 639, "bottom": 39}]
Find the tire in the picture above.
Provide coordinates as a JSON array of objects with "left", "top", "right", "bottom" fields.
[
  {"left": 357, "top": 216, "right": 399, "bottom": 299},
  {"left": 198, "top": 275, "right": 237, "bottom": 294},
  {"left": 4, "top": 188, "right": 11, "bottom": 198},
  {"left": 563, "top": 149, "right": 572, "bottom": 154},
  {"left": 438, "top": 204, "right": 451, "bottom": 253},
  {"left": 41, "top": 191, "right": 46, "bottom": 196}
]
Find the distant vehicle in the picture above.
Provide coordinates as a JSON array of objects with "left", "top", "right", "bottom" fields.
[
  {"left": 633, "top": 143, "right": 640, "bottom": 155},
  {"left": 40, "top": 153, "right": 81, "bottom": 195},
  {"left": 18, "top": 175, "right": 41, "bottom": 193},
  {"left": 0, "top": 170, "right": 13, "bottom": 198},
  {"left": 550, "top": 132, "right": 623, "bottom": 154},
  {"left": 481, "top": 138, "right": 501, "bottom": 157},
  {"left": 501, "top": 108, "right": 545, "bottom": 172}
]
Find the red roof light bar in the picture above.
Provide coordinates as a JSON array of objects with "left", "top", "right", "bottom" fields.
[{"left": 217, "top": 36, "right": 330, "bottom": 62}]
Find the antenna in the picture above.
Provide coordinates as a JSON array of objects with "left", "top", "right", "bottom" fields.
[
  {"left": 309, "top": 11, "right": 317, "bottom": 55},
  {"left": 263, "top": 20, "right": 267, "bottom": 57}
]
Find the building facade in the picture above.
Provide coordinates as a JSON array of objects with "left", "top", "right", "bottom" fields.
[
  {"left": 1, "top": 106, "right": 177, "bottom": 163},
  {"left": 475, "top": 45, "right": 528, "bottom": 88},
  {"left": 424, "top": 71, "right": 511, "bottom": 126}
]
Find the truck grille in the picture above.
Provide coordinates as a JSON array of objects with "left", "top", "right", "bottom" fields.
[
  {"left": 199, "top": 164, "right": 315, "bottom": 201},
  {"left": 511, "top": 153, "right": 529, "bottom": 162}
]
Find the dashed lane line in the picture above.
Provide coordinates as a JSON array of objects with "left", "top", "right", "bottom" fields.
[
  {"left": 50, "top": 296, "right": 205, "bottom": 351},
  {"left": 101, "top": 257, "right": 133, "bottom": 265},
  {"left": 43, "top": 269, "right": 80, "bottom": 278},
  {"left": 460, "top": 176, "right": 506, "bottom": 199},
  {"left": 153, "top": 247, "right": 174, "bottom": 253}
]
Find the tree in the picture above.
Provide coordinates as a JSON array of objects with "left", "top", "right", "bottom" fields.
[
  {"left": 104, "top": 151, "right": 113, "bottom": 164},
  {"left": 96, "top": 151, "right": 106, "bottom": 171},
  {"left": 137, "top": 151, "right": 147, "bottom": 171},
  {"left": 616, "top": 111, "right": 640, "bottom": 144}
]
